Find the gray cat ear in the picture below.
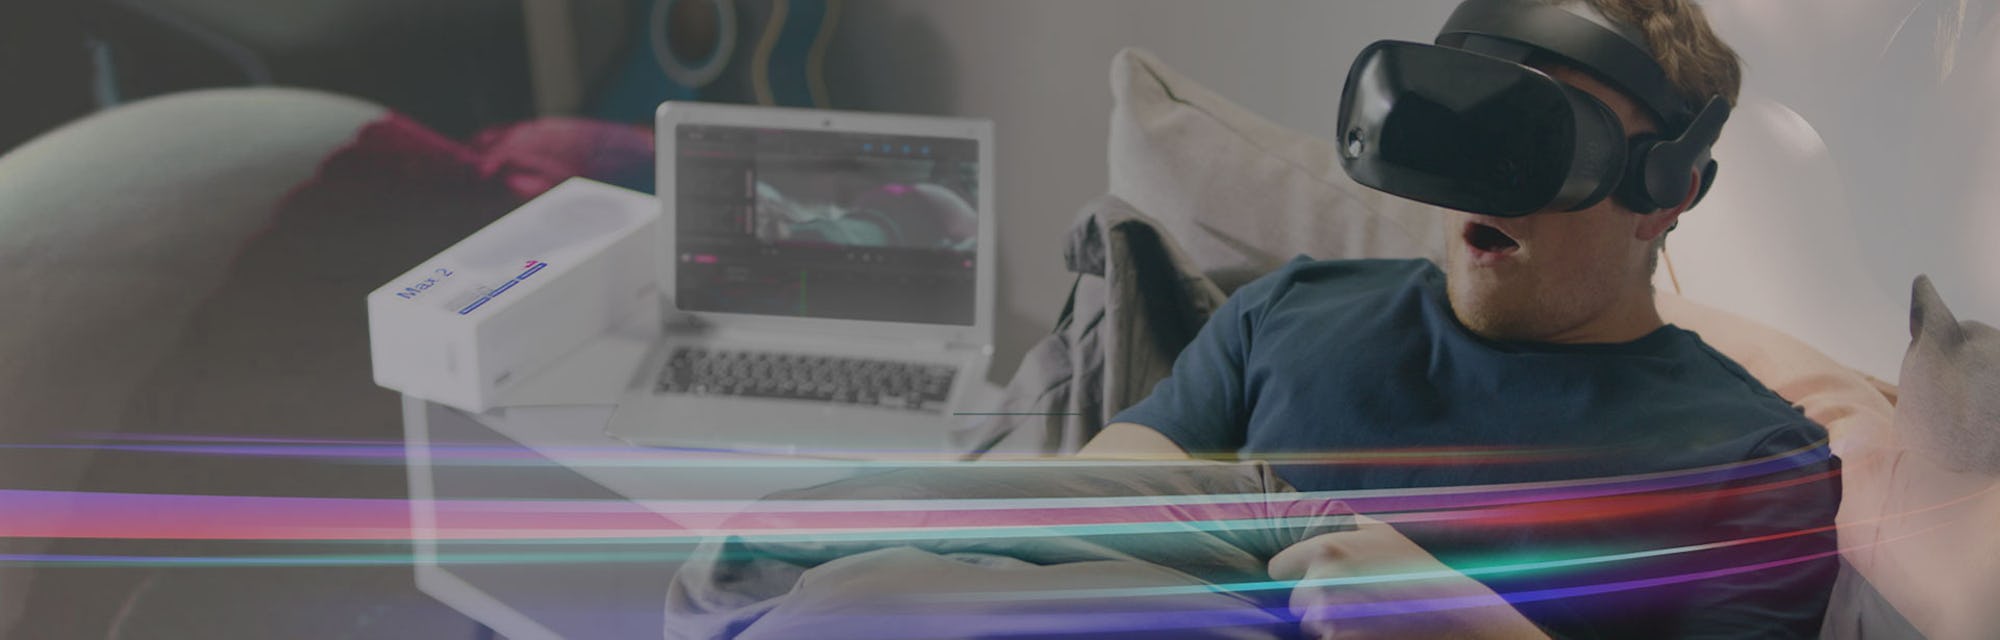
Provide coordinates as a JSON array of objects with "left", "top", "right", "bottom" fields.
[{"left": 1910, "top": 275, "right": 1959, "bottom": 343}]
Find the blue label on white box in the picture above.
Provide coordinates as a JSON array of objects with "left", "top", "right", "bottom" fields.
[{"left": 456, "top": 261, "right": 549, "bottom": 316}]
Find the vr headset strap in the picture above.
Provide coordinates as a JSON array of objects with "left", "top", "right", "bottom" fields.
[{"left": 1438, "top": 0, "right": 1692, "bottom": 131}]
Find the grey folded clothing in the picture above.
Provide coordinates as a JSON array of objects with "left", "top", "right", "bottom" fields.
[{"left": 666, "top": 461, "right": 1352, "bottom": 640}]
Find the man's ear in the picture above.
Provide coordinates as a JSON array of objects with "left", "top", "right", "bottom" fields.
[{"left": 1635, "top": 170, "right": 1701, "bottom": 242}]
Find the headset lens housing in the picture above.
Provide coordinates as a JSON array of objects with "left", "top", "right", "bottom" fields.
[{"left": 1338, "top": 41, "right": 1626, "bottom": 217}]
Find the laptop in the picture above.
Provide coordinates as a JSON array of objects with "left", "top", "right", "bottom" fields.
[{"left": 605, "top": 102, "right": 996, "bottom": 455}]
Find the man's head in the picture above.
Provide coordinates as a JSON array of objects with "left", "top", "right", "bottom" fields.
[{"left": 1440, "top": 0, "right": 1741, "bottom": 343}]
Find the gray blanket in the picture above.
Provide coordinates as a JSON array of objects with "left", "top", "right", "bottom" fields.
[
  {"left": 955, "top": 196, "right": 1228, "bottom": 456},
  {"left": 665, "top": 462, "right": 1351, "bottom": 639}
]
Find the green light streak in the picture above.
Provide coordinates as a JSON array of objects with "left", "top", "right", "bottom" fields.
[
  {"left": 918, "top": 535, "right": 1760, "bottom": 603},
  {"left": 411, "top": 514, "right": 1353, "bottom": 546}
]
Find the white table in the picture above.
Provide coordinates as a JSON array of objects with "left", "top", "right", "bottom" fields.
[
  {"left": 403, "top": 396, "right": 887, "bottom": 639},
  {"left": 400, "top": 281, "right": 1012, "bottom": 636},
  {"left": 399, "top": 312, "right": 1006, "bottom": 638}
]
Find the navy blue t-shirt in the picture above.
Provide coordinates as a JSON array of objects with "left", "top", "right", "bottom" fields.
[{"left": 1114, "top": 258, "right": 1840, "bottom": 639}]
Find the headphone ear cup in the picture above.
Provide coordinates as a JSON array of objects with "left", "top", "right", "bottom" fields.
[
  {"left": 1616, "top": 134, "right": 1666, "bottom": 213},
  {"left": 1688, "top": 158, "right": 1719, "bottom": 209}
]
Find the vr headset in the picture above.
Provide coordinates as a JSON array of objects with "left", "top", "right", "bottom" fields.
[{"left": 1337, "top": 0, "right": 1730, "bottom": 217}]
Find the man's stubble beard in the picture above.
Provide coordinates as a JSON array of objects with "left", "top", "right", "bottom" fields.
[{"left": 1444, "top": 247, "right": 1629, "bottom": 343}]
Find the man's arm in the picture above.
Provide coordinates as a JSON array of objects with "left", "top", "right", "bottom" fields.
[
  {"left": 1077, "top": 263, "right": 1302, "bottom": 460},
  {"left": 1076, "top": 422, "right": 1191, "bottom": 459},
  {"left": 1666, "top": 429, "right": 1841, "bottom": 638}
]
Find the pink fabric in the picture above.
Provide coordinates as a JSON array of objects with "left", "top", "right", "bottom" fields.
[
  {"left": 228, "top": 112, "right": 657, "bottom": 281},
  {"left": 292, "top": 114, "right": 653, "bottom": 204},
  {"left": 467, "top": 117, "right": 655, "bottom": 198}
]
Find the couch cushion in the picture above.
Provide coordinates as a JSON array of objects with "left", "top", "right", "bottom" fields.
[{"left": 1106, "top": 47, "right": 1450, "bottom": 293}]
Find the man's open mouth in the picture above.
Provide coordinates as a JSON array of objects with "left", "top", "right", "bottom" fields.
[{"left": 1464, "top": 222, "right": 1521, "bottom": 256}]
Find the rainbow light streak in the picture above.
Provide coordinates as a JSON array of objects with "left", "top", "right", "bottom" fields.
[
  {"left": 654, "top": 549, "right": 1850, "bottom": 636},
  {"left": 668, "top": 608, "right": 1291, "bottom": 640},
  {"left": 2, "top": 489, "right": 419, "bottom": 541},
  {"left": 919, "top": 521, "right": 1843, "bottom": 604},
  {"left": 9, "top": 516, "right": 1959, "bottom": 626},
  {"left": 16, "top": 433, "right": 1834, "bottom": 499},
  {"left": 5, "top": 442, "right": 416, "bottom": 462},
  {"left": 1319, "top": 546, "right": 1844, "bottom": 621},
  {"left": 5, "top": 511, "right": 1968, "bottom": 638},
  {"left": 562, "top": 543, "right": 1847, "bottom": 639},
  {"left": 9, "top": 432, "right": 1975, "bottom": 636},
  {"left": 85, "top": 433, "right": 400, "bottom": 445},
  {"left": 0, "top": 442, "right": 1840, "bottom": 543},
  {"left": 7, "top": 483, "right": 1981, "bottom": 634},
  {"left": 717, "top": 446, "right": 1829, "bottom": 516},
  {"left": 0, "top": 470, "right": 1834, "bottom": 547},
  {"left": 892, "top": 486, "right": 1999, "bottom": 612},
  {"left": 0, "top": 550, "right": 705, "bottom": 568},
  {"left": 14, "top": 434, "right": 1599, "bottom": 467},
  {"left": 0, "top": 488, "right": 1353, "bottom": 543}
]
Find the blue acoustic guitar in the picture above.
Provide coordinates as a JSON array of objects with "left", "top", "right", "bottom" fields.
[{"left": 588, "top": 0, "right": 841, "bottom": 122}]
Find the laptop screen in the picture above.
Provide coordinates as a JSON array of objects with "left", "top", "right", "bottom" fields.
[{"left": 672, "top": 124, "right": 981, "bottom": 326}]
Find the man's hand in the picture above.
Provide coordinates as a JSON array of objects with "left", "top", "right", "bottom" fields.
[{"left": 1267, "top": 514, "right": 1549, "bottom": 640}]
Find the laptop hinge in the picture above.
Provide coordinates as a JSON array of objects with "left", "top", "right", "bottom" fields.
[
  {"left": 821, "top": 334, "right": 981, "bottom": 355},
  {"left": 947, "top": 341, "right": 994, "bottom": 355}
]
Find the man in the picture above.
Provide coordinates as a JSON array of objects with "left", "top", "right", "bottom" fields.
[{"left": 1080, "top": 0, "right": 1840, "bottom": 637}]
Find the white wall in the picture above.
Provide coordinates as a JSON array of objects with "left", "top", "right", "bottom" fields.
[{"left": 826, "top": 0, "right": 1998, "bottom": 384}]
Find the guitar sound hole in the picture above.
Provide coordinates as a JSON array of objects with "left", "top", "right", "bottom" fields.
[{"left": 667, "top": 0, "right": 722, "bottom": 63}]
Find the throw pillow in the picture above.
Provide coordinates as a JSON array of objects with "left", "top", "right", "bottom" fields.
[{"left": 1105, "top": 48, "right": 1449, "bottom": 293}]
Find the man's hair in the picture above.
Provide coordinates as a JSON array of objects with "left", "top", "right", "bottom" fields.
[
  {"left": 1543, "top": 0, "right": 1740, "bottom": 279},
  {"left": 1557, "top": 0, "right": 1742, "bottom": 111}
]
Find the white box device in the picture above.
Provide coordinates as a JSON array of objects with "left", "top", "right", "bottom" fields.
[{"left": 368, "top": 178, "right": 659, "bottom": 413}]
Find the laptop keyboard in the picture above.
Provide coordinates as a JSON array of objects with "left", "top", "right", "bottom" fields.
[{"left": 654, "top": 347, "right": 956, "bottom": 413}]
